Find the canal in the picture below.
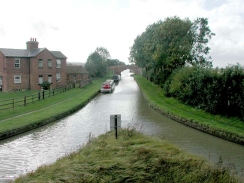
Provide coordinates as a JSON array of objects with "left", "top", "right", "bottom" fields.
[{"left": 0, "top": 69, "right": 243, "bottom": 182}]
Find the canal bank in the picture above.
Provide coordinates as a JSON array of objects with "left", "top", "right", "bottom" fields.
[
  {"left": 0, "top": 78, "right": 105, "bottom": 141},
  {"left": 134, "top": 75, "right": 244, "bottom": 146},
  {"left": 1, "top": 73, "right": 244, "bottom": 145},
  {"left": 12, "top": 129, "right": 240, "bottom": 183}
]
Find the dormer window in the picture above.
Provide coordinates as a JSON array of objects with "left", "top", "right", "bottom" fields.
[
  {"left": 56, "top": 59, "right": 61, "bottom": 68},
  {"left": 15, "top": 59, "right": 20, "bottom": 69}
]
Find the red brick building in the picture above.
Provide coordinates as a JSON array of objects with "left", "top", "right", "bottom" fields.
[
  {"left": 0, "top": 38, "right": 67, "bottom": 91},
  {"left": 66, "top": 63, "right": 89, "bottom": 84}
]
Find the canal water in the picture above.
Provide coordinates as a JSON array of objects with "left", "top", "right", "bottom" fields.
[{"left": 0, "top": 70, "right": 243, "bottom": 182}]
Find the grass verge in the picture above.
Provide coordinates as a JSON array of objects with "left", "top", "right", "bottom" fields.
[
  {"left": 12, "top": 128, "right": 241, "bottom": 183},
  {"left": 0, "top": 77, "right": 110, "bottom": 139},
  {"left": 134, "top": 75, "right": 244, "bottom": 145}
]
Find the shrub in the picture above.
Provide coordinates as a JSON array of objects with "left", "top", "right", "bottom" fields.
[{"left": 41, "top": 81, "right": 51, "bottom": 90}]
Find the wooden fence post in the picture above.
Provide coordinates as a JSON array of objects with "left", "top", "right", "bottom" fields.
[
  {"left": 24, "top": 95, "right": 26, "bottom": 106},
  {"left": 42, "top": 90, "right": 45, "bottom": 99}
]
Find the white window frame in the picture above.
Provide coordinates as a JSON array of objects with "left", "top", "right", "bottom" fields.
[
  {"left": 39, "top": 75, "right": 43, "bottom": 84},
  {"left": 56, "top": 59, "right": 61, "bottom": 68},
  {"left": 48, "top": 59, "right": 52, "bottom": 68},
  {"left": 48, "top": 75, "right": 52, "bottom": 83},
  {"left": 15, "top": 58, "right": 20, "bottom": 69},
  {"left": 56, "top": 73, "right": 60, "bottom": 82},
  {"left": 14, "top": 75, "right": 21, "bottom": 83},
  {"left": 38, "top": 59, "right": 43, "bottom": 68}
]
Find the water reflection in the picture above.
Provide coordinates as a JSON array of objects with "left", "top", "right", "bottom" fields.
[{"left": 0, "top": 70, "right": 243, "bottom": 182}]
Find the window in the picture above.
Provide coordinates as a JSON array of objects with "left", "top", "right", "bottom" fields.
[
  {"left": 15, "top": 59, "right": 20, "bottom": 69},
  {"left": 14, "top": 75, "right": 21, "bottom": 83},
  {"left": 0, "top": 77, "right": 2, "bottom": 85},
  {"left": 56, "top": 59, "right": 61, "bottom": 68},
  {"left": 56, "top": 73, "right": 60, "bottom": 82},
  {"left": 48, "top": 59, "right": 52, "bottom": 68},
  {"left": 73, "top": 74, "right": 76, "bottom": 80},
  {"left": 48, "top": 75, "right": 52, "bottom": 83},
  {"left": 38, "top": 59, "right": 43, "bottom": 68},
  {"left": 39, "top": 75, "right": 43, "bottom": 84}
]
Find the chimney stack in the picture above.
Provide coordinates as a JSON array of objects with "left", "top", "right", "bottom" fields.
[{"left": 26, "top": 37, "right": 39, "bottom": 50}]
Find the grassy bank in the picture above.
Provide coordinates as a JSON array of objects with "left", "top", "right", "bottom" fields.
[
  {"left": 134, "top": 75, "right": 244, "bottom": 145},
  {"left": 12, "top": 128, "right": 240, "bottom": 183},
  {"left": 0, "top": 77, "right": 109, "bottom": 139}
]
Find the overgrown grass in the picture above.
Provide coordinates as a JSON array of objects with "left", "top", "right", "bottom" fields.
[
  {"left": 12, "top": 128, "right": 241, "bottom": 183},
  {"left": 134, "top": 75, "right": 244, "bottom": 138},
  {"left": 0, "top": 77, "right": 110, "bottom": 134}
]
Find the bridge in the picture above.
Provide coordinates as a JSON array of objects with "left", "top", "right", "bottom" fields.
[{"left": 109, "top": 65, "right": 142, "bottom": 75}]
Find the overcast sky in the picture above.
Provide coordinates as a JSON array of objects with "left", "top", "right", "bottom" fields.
[{"left": 0, "top": 0, "right": 243, "bottom": 68}]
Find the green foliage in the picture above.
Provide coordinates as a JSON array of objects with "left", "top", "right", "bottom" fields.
[
  {"left": 190, "top": 18, "right": 215, "bottom": 68},
  {"left": 134, "top": 75, "right": 244, "bottom": 137},
  {"left": 40, "top": 81, "right": 51, "bottom": 90},
  {"left": 85, "top": 51, "right": 107, "bottom": 78},
  {"left": 95, "top": 47, "right": 111, "bottom": 60},
  {"left": 106, "top": 58, "right": 126, "bottom": 66},
  {"left": 129, "top": 16, "right": 214, "bottom": 85},
  {"left": 164, "top": 64, "right": 244, "bottom": 119}
]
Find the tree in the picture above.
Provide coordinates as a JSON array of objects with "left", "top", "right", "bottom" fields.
[
  {"left": 85, "top": 51, "right": 107, "bottom": 78},
  {"left": 95, "top": 47, "right": 111, "bottom": 61},
  {"left": 189, "top": 18, "right": 215, "bottom": 68},
  {"left": 129, "top": 16, "right": 215, "bottom": 85},
  {"left": 106, "top": 59, "right": 126, "bottom": 66}
]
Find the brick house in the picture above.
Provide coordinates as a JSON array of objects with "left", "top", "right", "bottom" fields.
[
  {"left": 0, "top": 38, "right": 67, "bottom": 92},
  {"left": 66, "top": 63, "right": 89, "bottom": 84}
]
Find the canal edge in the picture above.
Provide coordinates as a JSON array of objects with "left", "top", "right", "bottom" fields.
[
  {"left": 135, "top": 80, "right": 244, "bottom": 146},
  {"left": 0, "top": 91, "right": 100, "bottom": 141}
]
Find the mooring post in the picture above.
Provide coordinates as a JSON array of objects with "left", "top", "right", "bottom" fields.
[{"left": 115, "top": 114, "right": 118, "bottom": 139}]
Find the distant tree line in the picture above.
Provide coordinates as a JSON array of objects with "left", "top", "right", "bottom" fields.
[
  {"left": 85, "top": 47, "right": 125, "bottom": 78},
  {"left": 129, "top": 16, "right": 244, "bottom": 120}
]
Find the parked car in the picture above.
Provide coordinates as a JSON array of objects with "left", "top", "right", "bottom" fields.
[
  {"left": 100, "top": 79, "right": 115, "bottom": 93},
  {"left": 113, "top": 74, "right": 121, "bottom": 82}
]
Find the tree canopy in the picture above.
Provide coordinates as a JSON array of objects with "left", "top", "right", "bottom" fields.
[
  {"left": 85, "top": 47, "right": 111, "bottom": 78},
  {"left": 129, "top": 16, "right": 215, "bottom": 84},
  {"left": 85, "top": 47, "right": 125, "bottom": 78}
]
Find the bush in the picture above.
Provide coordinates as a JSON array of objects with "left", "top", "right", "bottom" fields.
[
  {"left": 41, "top": 81, "right": 51, "bottom": 90},
  {"left": 164, "top": 64, "right": 244, "bottom": 120}
]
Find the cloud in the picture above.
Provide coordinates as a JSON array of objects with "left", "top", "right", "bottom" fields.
[{"left": 0, "top": 0, "right": 243, "bottom": 67}]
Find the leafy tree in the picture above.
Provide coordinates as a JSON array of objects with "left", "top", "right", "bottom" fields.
[
  {"left": 106, "top": 59, "right": 126, "bottom": 66},
  {"left": 189, "top": 18, "right": 215, "bottom": 67},
  {"left": 95, "top": 47, "right": 111, "bottom": 61},
  {"left": 129, "top": 16, "right": 215, "bottom": 85},
  {"left": 85, "top": 51, "right": 107, "bottom": 78}
]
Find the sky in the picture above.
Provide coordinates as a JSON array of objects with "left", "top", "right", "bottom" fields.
[{"left": 0, "top": 0, "right": 243, "bottom": 68}]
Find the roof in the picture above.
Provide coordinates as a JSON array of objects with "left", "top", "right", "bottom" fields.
[
  {"left": 66, "top": 65, "right": 89, "bottom": 74},
  {"left": 0, "top": 48, "right": 67, "bottom": 58},
  {"left": 0, "top": 48, "right": 30, "bottom": 57},
  {"left": 50, "top": 51, "right": 67, "bottom": 59}
]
